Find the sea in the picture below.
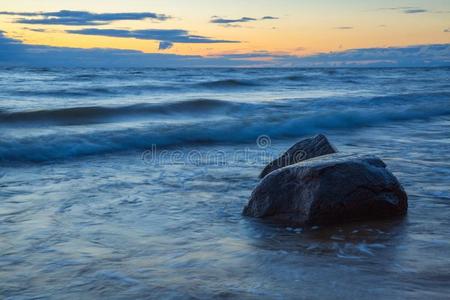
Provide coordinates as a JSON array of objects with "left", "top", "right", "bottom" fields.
[{"left": 1, "top": 67, "right": 449, "bottom": 299}]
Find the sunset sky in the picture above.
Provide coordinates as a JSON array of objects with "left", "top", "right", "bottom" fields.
[{"left": 1, "top": 0, "right": 449, "bottom": 67}]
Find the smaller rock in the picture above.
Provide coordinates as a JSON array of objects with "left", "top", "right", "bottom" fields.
[{"left": 259, "top": 134, "right": 336, "bottom": 178}]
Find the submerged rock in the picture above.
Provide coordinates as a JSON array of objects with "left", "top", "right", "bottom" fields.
[
  {"left": 259, "top": 134, "right": 336, "bottom": 179},
  {"left": 244, "top": 153, "right": 408, "bottom": 226}
]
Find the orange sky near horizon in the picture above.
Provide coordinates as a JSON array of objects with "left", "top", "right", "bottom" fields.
[{"left": 1, "top": 0, "right": 449, "bottom": 57}]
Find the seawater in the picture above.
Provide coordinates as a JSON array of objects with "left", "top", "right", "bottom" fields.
[{"left": 1, "top": 67, "right": 449, "bottom": 299}]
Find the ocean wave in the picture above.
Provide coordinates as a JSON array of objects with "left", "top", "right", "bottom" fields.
[
  {"left": 65, "top": 70, "right": 148, "bottom": 81},
  {"left": 2, "top": 91, "right": 448, "bottom": 126},
  {"left": 195, "top": 79, "right": 261, "bottom": 88},
  {"left": 2, "top": 73, "right": 369, "bottom": 99},
  {"left": 0, "top": 99, "right": 238, "bottom": 125},
  {"left": 1, "top": 104, "right": 449, "bottom": 162},
  {"left": 194, "top": 76, "right": 317, "bottom": 89},
  {"left": 70, "top": 74, "right": 102, "bottom": 80},
  {"left": 121, "top": 84, "right": 179, "bottom": 93},
  {"left": 8, "top": 84, "right": 178, "bottom": 98},
  {"left": 284, "top": 75, "right": 310, "bottom": 81},
  {"left": 12, "top": 87, "right": 117, "bottom": 98}
]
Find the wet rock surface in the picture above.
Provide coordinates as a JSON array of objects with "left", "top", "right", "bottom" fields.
[
  {"left": 259, "top": 134, "right": 336, "bottom": 179},
  {"left": 245, "top": 153, "right": 408, "bottom": 226}
]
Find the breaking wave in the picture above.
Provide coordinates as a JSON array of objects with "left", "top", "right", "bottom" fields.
[{"left": 2, "top": 101, "right": 449, "bottom": 162}]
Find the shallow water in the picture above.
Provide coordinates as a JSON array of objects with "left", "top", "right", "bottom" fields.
[{"left": 1, "top": 67, "right": 450, "bottom": 299}]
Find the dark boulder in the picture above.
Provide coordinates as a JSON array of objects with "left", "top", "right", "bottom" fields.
[
  {"left": 259, "top": 134, "right": 336, "bottom": 179},
  {"left": 244, "top": 153, "right": 408, "bottom": 226}
]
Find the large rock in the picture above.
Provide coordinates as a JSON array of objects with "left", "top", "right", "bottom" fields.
[
  {"left": 244, "top": 153, "right": 408, "bottom": 226},
  {"left": 259, "top": 134, "right": 336, "bottom": 178}
]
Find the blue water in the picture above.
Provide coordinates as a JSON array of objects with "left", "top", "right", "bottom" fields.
[{"left": 1, "top": 67, "right": 450, "bottom": 299}]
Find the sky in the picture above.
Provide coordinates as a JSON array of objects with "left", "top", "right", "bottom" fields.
[{"left": 0, "top": 0, "right": 449, "bottom": 67}]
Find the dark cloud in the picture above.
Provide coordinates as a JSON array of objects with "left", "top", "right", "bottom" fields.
[
  {"left": 222, "top": 24, "right": 242, "bottom": 28},
  {"left": 262, "top": 16, "right": 279, "bottom": 20},
  {"left": 334, "top": 26, "right": 353, "bottom": 30},
  {"left": 0, "top": 31, "right": 204, "bottom": 67},
  {"left": 403, "top": 8, "right": 427, "bottom": 14},
  {"left": 378, "top": 7, "right": 428, "bottom": 14},
  {"left": 0, "top": 32, "right": 449, "bottom": 68},
  {"left": 0, "top": 12, "right": 40, "bottom": 16},
  {"left": 211, "top": 17, "right": 257, "bottom": 24},
  {"left": 23, "top": 28, "right": 47, "bottom": 32},
  {"left": 288, "top": 44, "right": 450, "bottom": 67},
  {"left": 67, "top": 28, "right": 239, "bottom": 44},
  {"left": 0, "top": 10, "right": 169, "bottom": 26},
  {"left": 158, "top": 41, "right": 174, "bottom": 50},
  {"left": 210, "top": 16, "right": 278, "bottom": 24}
]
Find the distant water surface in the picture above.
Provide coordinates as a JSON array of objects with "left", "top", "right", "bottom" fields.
[{"left": 0, "top": 67, "right": 449, "bottom": 299}]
